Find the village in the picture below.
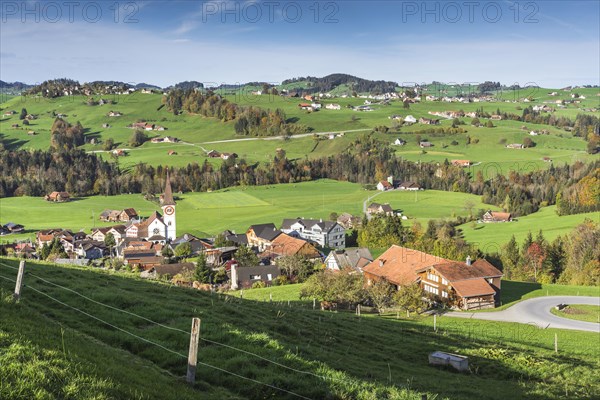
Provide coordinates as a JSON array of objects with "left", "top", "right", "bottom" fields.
[{"left": 2, "top": 171, "right": 509, "bottom": 313}]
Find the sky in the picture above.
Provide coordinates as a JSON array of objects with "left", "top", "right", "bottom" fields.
[{"left": 1, "top": 0, "right": 599, "bottom": 88}]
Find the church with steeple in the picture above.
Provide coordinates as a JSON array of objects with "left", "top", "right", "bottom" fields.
[
  {"left": 125, "top": 170, "right": 177, "bottom": 242},
  {"left": 160, "top": 170, "right": 177, "bottom": 240}
]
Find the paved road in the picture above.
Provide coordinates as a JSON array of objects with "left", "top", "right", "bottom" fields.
[{"left": 444, "top": 296, "right": 600, "bottom": 332}]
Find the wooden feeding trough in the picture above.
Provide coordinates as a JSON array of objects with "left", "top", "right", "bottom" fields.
[{"left": 428, "top": 351, "right": 469, "bottom": 372}]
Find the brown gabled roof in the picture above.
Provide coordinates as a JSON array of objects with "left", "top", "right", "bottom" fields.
[
  {"left": 379, "top": 180, "right": 393, "bottom": 188},
  {"left": 162, "top": 170, "right": 176, "bottom": 206},
  {"left": 121, "top": 208, "right": 138, "bottom": 218},
  {"left": 489, "top": 211, "right": 511, "bottom": 221},
  {"left": 451, "top": 278, "right": 496, "bottom": 298},
  {"left": 428, "top": 259, "right": 503, "bottom": 282},
  {"left": 363, "top": 245, "right": 450, "bottom": 286},
  {"left": 270, "top": 233, "right": 320, "bottom": 257}
]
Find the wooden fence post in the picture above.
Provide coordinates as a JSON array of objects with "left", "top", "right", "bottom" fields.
[
  {"left": 554, "top": 333, "right": 558, "bottom": 353},
  {"left": 434, "top": 314, "right": 437, "bottom": 332},
  {"left": 187, "top": 318, "right": 201, "bottom": 385},
  {"left": 13, "top": 260, "right": 25, "bottom": 301},
  {"left": 313, "top": 298, "right": 316, "bottom": 310}
]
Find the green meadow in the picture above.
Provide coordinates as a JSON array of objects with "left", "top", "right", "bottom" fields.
[
  {"left": 0, "top": 180, "right": 497, "bottom": 241},
  {"left": 550, "top": 305, "right": 600, "bottom": 324},
  {"left": 0, "top": 258, "right": 598, "bottom": 399},
  {"left": 458, "top": 206, "right": 600, "bottom": 251}
]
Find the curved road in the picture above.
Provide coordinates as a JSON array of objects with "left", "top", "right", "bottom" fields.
[{"left": 445, "top": 296, "right": 600, "bottom": 332}]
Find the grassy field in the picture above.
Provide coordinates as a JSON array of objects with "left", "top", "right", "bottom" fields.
[
  {"left": 458, "top": 206, "right": 600, "bottom": 251},
  {"left": 0, "top": 180, "right": 497, "bottom": 241},
  {"left": 550, "top": 305, "right": 600, "bottom": 324},
  {"left": 1, "top": 91, "right": 597, "bottom": 175},
  {"left": 0, "top": 258, "right": 598, "bottom": 399},
  {"left": 0, "top": 295, "right": 233, "bottom": 400}
]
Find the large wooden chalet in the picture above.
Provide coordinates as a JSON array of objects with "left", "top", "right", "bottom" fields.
[{"left": 363, "top": 245, "right": 503, "bottom": 310}]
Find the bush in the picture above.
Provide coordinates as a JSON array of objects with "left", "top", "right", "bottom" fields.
[
  {"left": 272, "top": 275, "right": 289, "bottom": 286},
  {"left": 251, "top": 281, "right": 266, "bottom": 289}
]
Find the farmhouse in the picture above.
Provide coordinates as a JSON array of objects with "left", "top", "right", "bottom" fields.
[
  {"left": 75, "top": 241, "right": 108, "bottom": 260},
  {"left": 419, "top": 117, "right": 440, "bottom": 125},
  {"left": 404, "top": 115, "right": 417, "bottom": 124},
  {"left": 246, "top": 223, "right": 281, "bottom": 252},
  {"left": 207, "top": 150, "right": 221, "bottom": 158},
  {"left": 451, "top": 160, "right": 471, "bottom": 167},
  {"left": 280, "top": 218, "right": 345, "bottom": 249},
  {"left": 363, "top": 245, "right": 503, "bottom": 310},
  {"left": 325, "top": 248, "right": 373, "bottom": 273},
  {"left": 419, "top": 141, "right": 433, "bottom": 148},
  {"left": 326, "top": 103, "right": 341, "bottom": 110},
  {"left": 377, "top": 180, "right": 393, "bottom": 191},
  {"left": 220, "top": 152, "right": 238, "bottom": 160},
  {"left": 506, "top": 143, "right": 524, "bottom": 149},
  {"left": 336, "top": 213, "right": 361, "bottom": 229},
  {"left": 398, "top": 181, "right": 421, "bottom": 191},
  {"left": 2, "top": 222, "right": 24, "bottom": 234},
  {"left": 107, "top": 111, "right": 122, "bottom": 117},
  {"left": 482, "top": 211, "right": 512, "bottom": 223},
  {"left": 269, "top": 233, "right": 321, "bottom": 259},
  {"left": 44, "top": 191, "right": 71, "bottom": 202},
  {"left": 367, "top": 202, "right": 394, "bottom": 216},
  {"left": 393, "top": 138, "right": 406, "bottom": 146},
  {"left": 363, "top": 245, "right": 449, "bottom": 287},
  {"left": 416, "top": 257, "right": 503, "bottom": 310}
]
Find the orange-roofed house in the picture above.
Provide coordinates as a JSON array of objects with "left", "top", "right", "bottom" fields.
[
  {"left": 363, "top": 245, "right": 450, "bottom": 287},
  {"left": 269, "top": 233, "right": 320, "bottom": 259},
  {"left": 482, "top": 211, "right": 512, "bottom": 223},
  {"left": 415, "top": 257, "right": 503, "bottom": 310},
  {"left": 363, "top": 245, "right": 503, "bottom": 310}
]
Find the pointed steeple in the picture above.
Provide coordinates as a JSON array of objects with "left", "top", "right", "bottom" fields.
[{"left": 162, "top": 169, "right": 176, "bottom": 206}]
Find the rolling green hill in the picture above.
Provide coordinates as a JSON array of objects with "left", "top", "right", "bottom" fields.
[{"left": 1, "top": 89, "right": 597, "bottom": 175}]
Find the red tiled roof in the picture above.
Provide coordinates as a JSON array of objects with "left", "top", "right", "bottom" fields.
[{"left": 363, "top": 245, "right": 450, "bottom": 286}]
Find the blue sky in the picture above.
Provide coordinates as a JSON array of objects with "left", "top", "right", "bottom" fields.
[{"left": 1, "top": 1, "right": 598, "bottom": 87}]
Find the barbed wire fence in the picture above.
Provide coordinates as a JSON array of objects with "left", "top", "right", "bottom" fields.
[{"left": 0, "top": 260, "right": 362, "bottom": 400}]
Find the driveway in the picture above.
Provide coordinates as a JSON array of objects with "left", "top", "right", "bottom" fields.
[{"left": 444, "top": 296, "right": 600, "bottom": 333}]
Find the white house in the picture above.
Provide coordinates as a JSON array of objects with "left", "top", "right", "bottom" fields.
[
  {"left": 393, "top": 138, "right": 406, "bottom": 146},
  {"left": 326, "top": 103, "right": 341, "bottom": 110},
  {"left": 280, "top": 218, "right": 345, "bottom": 249},
  {"left": 325, "top": 248, "right": 373, "bottom": 273},
  {"left": 404, "top": 115, "right": 417, "bottom": 123}
]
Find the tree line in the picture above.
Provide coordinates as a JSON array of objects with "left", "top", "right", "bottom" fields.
[
  {"left": 500, "top": 220, "right": 599, "bottom": 286},
  {"left": 1, "top": 136, "right": 598, "bottom": 218}
]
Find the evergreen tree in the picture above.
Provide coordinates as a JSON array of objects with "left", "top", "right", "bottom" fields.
[{"left": 194, "top": 253, "right": 212, "bottom": 283}]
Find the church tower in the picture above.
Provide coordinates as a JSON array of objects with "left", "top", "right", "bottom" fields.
[{"left": 161, "top": 169, "right": 177, "bottom": 241}]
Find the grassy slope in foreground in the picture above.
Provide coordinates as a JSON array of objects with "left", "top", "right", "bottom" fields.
[
  {"left": 550, "top": 305, "right": 600, "bottom": 323},
  {"left": 0, "top": 259, "right": 598, "bottom": 400},
  {"left": 0, "top": 289, "right": 234, "bottom": 400}
]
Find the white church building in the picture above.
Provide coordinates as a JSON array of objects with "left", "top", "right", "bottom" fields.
[{"left": 125, "top": 171, "right": 177, "bottom": 242}]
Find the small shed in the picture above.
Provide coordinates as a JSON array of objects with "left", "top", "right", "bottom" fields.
[{"left": 428, "top": 351, "right": 469, "bottom": 372}]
